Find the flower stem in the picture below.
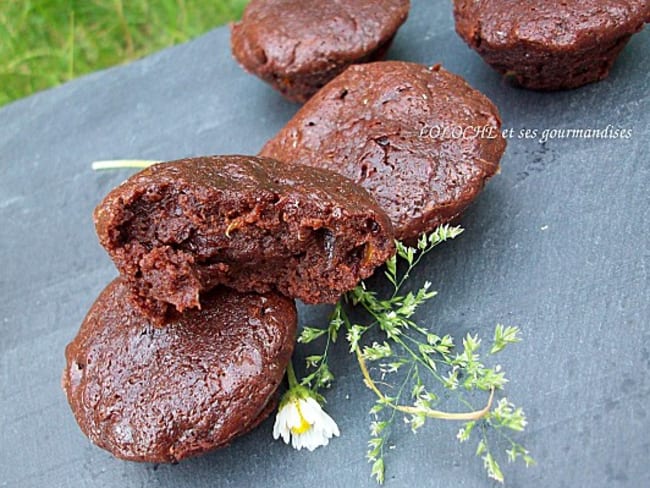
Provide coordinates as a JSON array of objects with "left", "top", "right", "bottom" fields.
[
  {"left": 286, "top": 360, "right": 299, "bottom": 389},
  {"left": 91, "top": 160, "right": 160, "bottom": 170},
  {"left": 355, "top": 345, "right": 494, "bottom": 421}
]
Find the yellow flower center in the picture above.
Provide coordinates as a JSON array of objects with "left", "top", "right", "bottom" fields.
[{"left": 290, "top": 401, "right": 312, "bottom": 434}]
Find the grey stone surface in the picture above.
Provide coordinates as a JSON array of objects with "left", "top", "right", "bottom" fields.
[{"left": 1, "top": 1, "right": 648, "bottom": 487}]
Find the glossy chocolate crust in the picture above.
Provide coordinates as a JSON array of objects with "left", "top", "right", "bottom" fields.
[
  {"left": 231, "top": 0, "right": 410, "bottom": 102},
  {"left": 260, "top": 61, "right": 506, "bottom": 242},
  {"left": 94, "top": 155, "right": 395, "bottom": 316},
  {"left": 62, "top": 279, "right": 296, "bottom": 463},
  {"left": 453, "top": 0, "right": 650, "bottom": 90}
]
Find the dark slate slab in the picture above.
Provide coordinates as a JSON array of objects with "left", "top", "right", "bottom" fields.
[{"left": 1, "top": 1, "right": 648, "bottom": 487}]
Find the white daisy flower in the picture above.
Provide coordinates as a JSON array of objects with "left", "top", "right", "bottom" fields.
[{"left": 272, "top": 363, "right": 340, "bottom": 451}]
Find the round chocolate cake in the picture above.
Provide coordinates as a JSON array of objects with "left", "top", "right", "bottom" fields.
[
  {"left": 453, "top": 0, "right": 650, "bottom": 90},
  {"left": 94, "top": 155, "right": 395, "bottom": 318},
  {"left": 231, "top": 0, "right": 410, "bottom": 102},
  {"left": 260, "top": 61, "right": 506, "bottom": 242},
  {"left": 62, "top": 279, "right": 297, "bottom": 462}
]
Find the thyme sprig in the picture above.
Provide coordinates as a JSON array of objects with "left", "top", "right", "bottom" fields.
[{"left": 298, "top": 225, "right": 534, "bottom": 483}]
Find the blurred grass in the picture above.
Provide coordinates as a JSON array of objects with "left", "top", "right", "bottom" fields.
[{"left": 0, "top": 0, "right": 248, "bottom": 107}]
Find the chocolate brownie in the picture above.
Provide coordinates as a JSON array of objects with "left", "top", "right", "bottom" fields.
[
  {"left": 94, "top": 155, "right": 394, "bottom": 317},
  {"left": 231, "top": 0, "right": 410, "bottom": 102},
  {"left": 260, "top": 61, "right": 506, "bottom": 242},
  {"left": 453, "top": 0, "right": 650, "bottom": 90},
  {"left": 62, "top": 279, "right": 296, "bottom": 462}
]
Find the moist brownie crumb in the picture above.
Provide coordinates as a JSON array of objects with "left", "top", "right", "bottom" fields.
[
  {"left": 453, "top": 0, "right": 650, "bottom": 90},
  {"left": 62, "top": 279, "right": 297, "bottom": 462},
  {"left": 94, "top": 155, "right": 394, "bottom": 318},
  {"left": 231, "top": 0, "right": 410, "bottom": 102},
  {"left": 260, "top": 61, "right": 506, "bottom": 242}
]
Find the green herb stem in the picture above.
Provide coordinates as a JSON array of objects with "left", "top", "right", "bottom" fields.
[
  {"left": 286, "top": 360, "right": 299, "bottom": 389},
  {"left": 91, "top": 159, "right": 159, "bottom": 170},
  {"left": 355, "top": 344, "right": 495, "bottom": 421}
]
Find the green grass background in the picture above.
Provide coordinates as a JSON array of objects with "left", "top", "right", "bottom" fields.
[{"left": 0, "top": 0, "right": 248, "bottom": 107}]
